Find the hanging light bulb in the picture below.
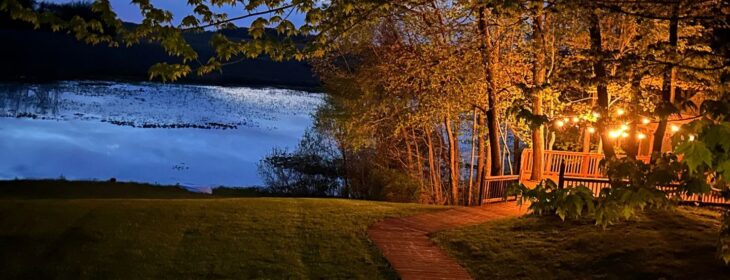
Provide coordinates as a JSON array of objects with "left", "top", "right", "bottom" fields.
[
  {"left": 670, "top": 124, "right": 680, "bottom": 133},
  {"left": 609, "top": 130, "right": 621, "bottom": 139},
  {"left": 587, "top": 127, "right": 596, "bottom": 133},
  {"left": 572, "top": 116, "right": 579, "bottom": 123},
  {"left": 563, "top": 117, "right": 570, "bottom": 123},
  {"left": 637, "top": 133, "right": 646, "bottom": 140},
  {"left": 616, "top": 108, "right": 625, "bottom": 116},
  {"left": 555, "top": 120, "right": 565, "bottom": 128},
  {"left": 642, "top": 117, "right": 651, "bottom": 125},
  {"left": 621, "top": 132, "right": 629, "bottom": 138},
  {"left": 620, "top": 124, "right": 629, "bottom": 131},
  {"left": 592, "top": 111, "right": 600, "bottom": 118},
  {"left": 689, "top": 135, "right": 696, "bottom": 141}
]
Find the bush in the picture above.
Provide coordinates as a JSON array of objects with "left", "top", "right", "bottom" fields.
[
  {"left": 369, "top": 168, "right": 420, "bottom": 203},
  {"left": 509, "top": 179, "right": 595, "bottom": 221},
  {"left": 258, "top": 129, "right": 343, "bottom": 197}
]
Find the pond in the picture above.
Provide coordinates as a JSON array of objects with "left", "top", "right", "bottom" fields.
[{"left": 0, "top": 81, "right": 323, "bottom": 192}]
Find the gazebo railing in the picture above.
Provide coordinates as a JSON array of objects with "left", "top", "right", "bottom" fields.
[
  {"left": 562, "top": 176, "right": 729, "bottom": 206},
  {"left": 478, "top": 175, "right": 520, "bottom": 205}
]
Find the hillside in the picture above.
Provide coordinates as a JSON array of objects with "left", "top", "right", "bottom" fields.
[{"left": 0, "top": 26, "right": 319, "bottom": 89}]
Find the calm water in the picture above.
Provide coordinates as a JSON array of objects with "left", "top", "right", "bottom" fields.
[{"left": 0, "top": 81, "right": 323, "bottom": 191}]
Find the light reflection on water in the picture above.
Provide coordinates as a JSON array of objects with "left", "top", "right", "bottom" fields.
[{"left": 0, "top": 81, "right": 322, "bottom": 190}]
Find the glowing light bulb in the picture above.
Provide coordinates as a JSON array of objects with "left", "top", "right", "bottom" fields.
[
  {"left": 621, "top": 132, "right": 629, "bottom": 138},
  {"left": 609, "top": 130, "right": 621, "bottom": 139},
  {"left": 563, "top": 117, "right": 570, "bottom": 123},
  {"left": 616, "top": 108, "right": 625, "bottom": 116},
  {"left": 592, "top": 112, "right": 600, "bottom": 118},
  {"left": 637, "top": 133, "right": 646, "bottom": 140},
  {"left": 572, "top": 117, "right": 579, "bottom": 123},
  {"left": 689, "top": 135, "right": 696, "bottom": 141},
  {"left": 556, "top": 120, "right": 565, "bottom": 128},
  {"left": 587, "top": 127, "right": 596, "bottom": 134},
  {"left": 642, "top": 118, "right": 651, "bottom": 125},
  {"left": 620, "top": 124, "right": 629, "bottom": 131},
  {"left": 670, "top": 124, "right": 680, "bottom": 133}
]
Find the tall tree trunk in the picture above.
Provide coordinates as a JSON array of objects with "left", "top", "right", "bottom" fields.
[
  {"left": 444, "top": 115, "right": 460, "bottom": 205},
  {"left": 478, "top": 7, "right": 503, "bottom": 176},
  {"left": 426, "top": 133, "right": 442, "bottom": 204},
  {"left": 652, "top": 3, "right": 679, "bottom": 161},
  {"left": 475, "top": 113, "right": 487, "bottom": 203},
  {"left": 468, "top": 109, "right": 478, "bottom": 205},
  {"left": 588, "top": 10, "right": 616, "bottom": 158},
  {"left": 412, "top": 128, "right": 426, "bottom": 202},
  {"left": 530, "top": 2, "right": 546, "bottom": 181},
  {"left": 513, "top": 130, "right": 521, "bottom": 176}
]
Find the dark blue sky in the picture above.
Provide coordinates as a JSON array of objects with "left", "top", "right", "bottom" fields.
[{"left": 47, "top": 0, "right": 306, "bottom": 27}]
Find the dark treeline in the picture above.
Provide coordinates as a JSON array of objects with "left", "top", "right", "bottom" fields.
[{"left": 0, "top": 1, "right": 319, "bottom": 90}]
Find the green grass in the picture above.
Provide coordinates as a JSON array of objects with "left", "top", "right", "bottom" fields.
[
  {"left": 433, "top": 206, "right": 730, "bottom": 279},
  {"left": 0, "top": 182, "right": 443, "bottom": 279}
]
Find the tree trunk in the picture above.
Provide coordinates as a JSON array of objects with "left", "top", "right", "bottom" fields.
[
  {"left": 478, "top": 7, "right": 503, "bottom": 176},
  {"left": 588, "top": 10, "right": 615, "bottom": 158},
  {"left": 652, "top": 3, "right": 679, "bottom": 161},
  {"left": 475, "top": 113, "right": 487, "bottom": 203},
  {"left": 530, "top": 2, "right": 546, "bottom": 181},
  {"left": 444, "top": 115, "right": 460, "bottom": 205},
  {"left": 426, "top": 133, "right": 442, "bottom": 204},
  {"left": 468, "top": 109, "right": 478, "bottom": 205}
]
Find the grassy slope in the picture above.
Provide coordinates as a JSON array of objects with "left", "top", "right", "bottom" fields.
[
  {"left": 434, "top": 207, "right": 730, "bottom": 280},
  {"left": 0, "top": 192, "right": 442, "bottom": 279}
]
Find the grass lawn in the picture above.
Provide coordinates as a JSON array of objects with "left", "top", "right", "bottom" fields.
[
  {"left": 433, "top": 206, "right": 730, "bottom": 279},
  {"left": 0, "top": 182, "right": 443, "bottom": 279}
]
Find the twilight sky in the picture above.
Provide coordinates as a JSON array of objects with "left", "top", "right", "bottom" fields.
[{"left": 46, "top": 0, "right": 306, "bottom": 27}]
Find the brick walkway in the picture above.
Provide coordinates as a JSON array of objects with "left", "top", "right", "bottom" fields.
[{"left": 368, "top": 203, "right": 527, "bottom": 280}]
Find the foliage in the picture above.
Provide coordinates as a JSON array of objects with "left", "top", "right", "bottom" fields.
[
  {"left": 258, "top": 129, "right": 343, "bottom": 197},
  {"left": 672, "top": 96, "right": 730, "bottom": 264},
  {"left": 509, "top": 180, "right": 595, "bottom": 221}
]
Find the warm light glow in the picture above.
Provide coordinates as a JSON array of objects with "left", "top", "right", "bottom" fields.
[
  {"left": 620, "top": 124, "right": 629, "bottom": 131},
  {"left": 670, "top": 124, "right": 680, "bottom": 133},
  {"left": 555, "top": 120, "right": 565, "bottom": 127},
  {"left": 563, "top": 117, "right": 570, "bottom": 123},
  {"left": 609, "top": 130, "right": 621, "bottom": 139},
  {"left": 572, "top": 117, "right": 579, "bottom": 123},
  {"left": 587, "top": 127, "right": 596, "bottom": 133},
  {"left": 616, "top": 108, "right": 625, "bottom": 116},
  {"left": 637, "top": 133, "right": 646, "bottom": 140},
  {"left": 621, "top": 132, "right": 629, "bottom": 138},
  {"left": 592, "top": 112, "right": 600, "bottom": 118},
  {"left": 689, "top": 135, "right": 696, "bottom": 141},
  {"left": 642, "top": 117, "right": 651, "bottom": 125}
]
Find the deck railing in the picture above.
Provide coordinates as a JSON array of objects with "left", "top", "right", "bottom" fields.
[
  {"left": 562, "top": 176, "right": 729, "bottom": 206},
  {"left": 520, "top": 150, "right": 655, "bottom": 181},
  {"left": 521, "top": 150, "right": 605, "bottom": 180},
  {"left": 478, "top": 175, "right": 520, "bottom": 205}
]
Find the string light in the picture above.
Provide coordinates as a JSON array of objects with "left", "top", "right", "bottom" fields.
[
  {"left": 642, "top": 117, "right": 651, "bottom": 125},
  {"left": 572, "top": 116, "right": 579, "bottom": 123},
  {"left": 689, "top": 135, "right": 696, "bottom": 141},
  {"left": 637, "top": 133, "right": 646, "bottom": 140},
  {"left": 616, "top": 108, "right": 625, "bottom": 116},
  {"left": 587, "top": 127, "right": 596, "bottom": 133},
  {"left": 555, "top": 120, "right": 565, "bottom": 128},
  {"left": 670, "top": 124, "right": 680, "bottom": 133},
  {"left": 563, "top": 117, "right": 570, "bottom": 123},
  {"left": 620, "top": 124, "right": 629, "bottom": 131},
  {"left": 609, "top": 130, "right": 621, "bottom": 139},
  {"left": 592, "top": 112, "right": 600, "bottom": 118}
]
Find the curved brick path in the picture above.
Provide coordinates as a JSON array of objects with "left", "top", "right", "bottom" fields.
[{"left": 368, "top": 203, "right": 526, "bottom": 280}]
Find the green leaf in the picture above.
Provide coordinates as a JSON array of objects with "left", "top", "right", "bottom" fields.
[{"left": 675, "top": 141, "right": 712, "bottom": 174}]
